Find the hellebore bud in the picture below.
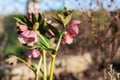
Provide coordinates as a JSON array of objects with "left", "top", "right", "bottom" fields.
[{"left": 33, "top": 22, "right": 39, "bottom": 30}]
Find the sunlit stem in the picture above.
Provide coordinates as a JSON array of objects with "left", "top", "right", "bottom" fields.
[
  {"left": 43, "top": 50, "right": 47, "bottom": 80},
  {"left": 49, "top": 33, "right": 63, "bottom": 80},
  {"left": 49, "top": 55, "right": 56, "bottom": 80},
  {"left": 36, "top": 55, "right": 43, "bottom": 80}
]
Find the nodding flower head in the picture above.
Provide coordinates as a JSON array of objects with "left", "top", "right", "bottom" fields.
[
  {"left": 62, "top": 32, "right": 73, "bottom": 44},
  {"left": 68, "top": 20, "right": 81, "bottom": 37},
  {"left": 62, "top": 20, "right": 81, "bottom": 44},
  {"left": 18, "top": 30, "right": 39, "bottom": 46}
]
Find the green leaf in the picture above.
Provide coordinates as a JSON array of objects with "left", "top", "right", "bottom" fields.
[
  {"left": 58, "top": 7, "right": 67, "bottom": 14},
  {"left": 39, "top": 33, "right": 51, "bottom": 48},
  {"left": 56, "top": 11, "right": 74, "bottom": 27},
  {"left": 24, "top": 16, "right": 33, "bottom": 29},
  {"left": 14, "top": 17, "right": 25, "bottom": 24},
  {"left": 32, "top": 13, "right": 37, "bottom": 24},
  {"left": 63, "top": 7, "right": 67, "bottom": 12},
  {"left": 53, "top": 16, "right": 63, "bottom": 25},
  {"left": 38, "top": 13, "right": 43, "bottom": 24},
  {"left": 47, "top": 23, "right": 59, "bottom": 37},
  {"left": 57, "top": 14, "right": 65, "bottom": 25},
  {"left": 64, "top": 11, "right": 74, "bottom": 27},
  {"left": 38, "top": 20, "right": 47, "bottom": 35}
]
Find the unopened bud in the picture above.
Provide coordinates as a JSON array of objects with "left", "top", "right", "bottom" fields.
[{"left": 33, "top": 22, "right": 39, "bottom": 30}]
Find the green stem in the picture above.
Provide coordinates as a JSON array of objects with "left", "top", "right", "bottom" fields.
[
  {"left": 43, "top": 50, "right": 47, "bottom": 80},
  {"left": 55, "top": 33, "right": 63, "bottom": 52},
  {"left": 49, "top": 55, "right": 56, "bottom": 80},
  {"left": 36, "top": 56, "right": 43, "bottom": 80},
  {"left": 35, "top": 74, "right": 39, "bottom": 80},
  {"left": 49, "top": 33, "right": 63, "bottom": 80}
]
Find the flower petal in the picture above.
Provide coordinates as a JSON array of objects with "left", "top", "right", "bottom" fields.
[{"left": 27, "top": 49, "right": 41, "bottom": 58}]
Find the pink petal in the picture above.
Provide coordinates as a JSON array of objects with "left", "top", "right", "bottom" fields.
[
  {"left": 32, "top": 49, "right": 41, "bottom": 58},
  {"left": 18, "top": 34, "right": 27, "bottom": 44},
  {"left": 18, "top": 30, "right": 39, "bottom": 46},
  {"left": 68, "top": 20, "right": 81, "bottom": 37},
  {"left": 70, "top": 20, "right": 81, "bottom": 26},
  {"left": 68, "top": 25, "right": 79, "bottom": 37},
  {"left": 62, "top": 33, "right": 73, "bottom": 44},
  {"left": 19, "top": 25, "right": 28, "bottom": 32},
  {"left": 27, "top": 49, "right": 41, "bottom": 58}
]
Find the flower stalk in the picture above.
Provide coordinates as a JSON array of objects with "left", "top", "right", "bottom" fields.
[
  {"left": 35, "top": 55, "right": 43, "bottom": 80},
  {"left": 43, "top": 50, "right": 47, "bottom": 80},
  {"left": 49, "top": 55, "right": 56, "bottom": 80},
  {"left": 49, "top": 33, "right": 63, "bottom": 80}
]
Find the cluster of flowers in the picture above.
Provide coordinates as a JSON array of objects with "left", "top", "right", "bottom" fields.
[
  {"left": 6, "top": 8, "right": 81, "bottom": 80},
  {"left": 16, "top": 10, "right": 80, "bottom": 64},
  {"left": 18, "top": 11, "right": 41, "bottom": 59}
]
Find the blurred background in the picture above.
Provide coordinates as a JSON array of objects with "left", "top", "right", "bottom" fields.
[{"left": 0, "top": 0, "right": 120, "bottom": 80}]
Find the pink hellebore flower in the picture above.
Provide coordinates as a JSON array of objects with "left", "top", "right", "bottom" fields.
[
  {"left": 68, "top": 20, "right": 81, "bottom": 37},
  {"left": 62, "top": 33, "right": 73, "bottom": 44},
  {"left": 19, "top": 25, "right": 28, "bottom": 32},
  {"left": 27, "top": 49, "right": 41, "bottom": 58},
  {"left": 62, "top": 20, "right": 81, "bottom": 44},
  {"left": 18, "top": 30, "right": 39, "bottom": 46}
]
